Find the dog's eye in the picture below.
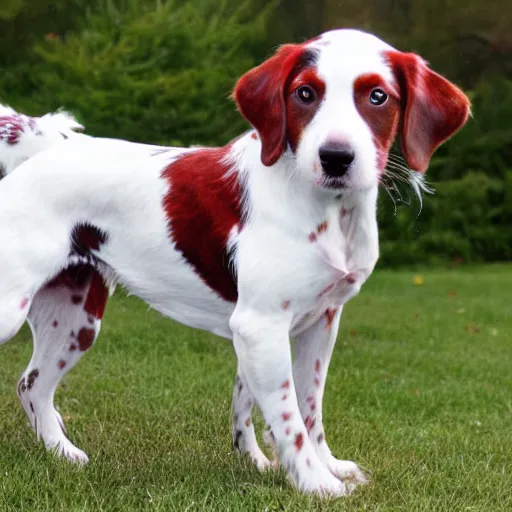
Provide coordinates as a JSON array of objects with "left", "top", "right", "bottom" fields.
[
  {"left": 369, "top": 88, "right": 388, "bottom": 106},
  {"left": 296, "top": 85, "right": 316, "bottom": 104}
]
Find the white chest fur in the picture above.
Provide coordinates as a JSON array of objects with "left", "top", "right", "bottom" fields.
[{"left": 231, "top": 143, "right": 379, "bottom": 330}]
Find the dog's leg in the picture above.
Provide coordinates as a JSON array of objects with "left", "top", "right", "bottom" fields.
[
  {"left": 230, "top": 308, "right": 348, "bottom": 496},
  {"left": 232, "top": 367, "right": 271, "bottom": 471},
  {"left": 17, "top": 266, "right": 108, "bottom": 464},
  {"left": 293, "top": 306, "right": 367, "bottom": 486}
]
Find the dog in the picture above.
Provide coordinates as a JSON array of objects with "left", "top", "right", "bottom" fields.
[{"left": 0, "top": 29, "right": 469, "bottom": 496}]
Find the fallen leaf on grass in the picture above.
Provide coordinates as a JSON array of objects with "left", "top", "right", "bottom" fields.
[
  {"left": 465, "top": 323, "right": 481, "bottom": 334},
  {"left": 413, "top": 275, "right": 424, "bottom": 286}
]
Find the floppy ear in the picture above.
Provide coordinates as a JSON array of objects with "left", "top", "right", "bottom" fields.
[
  {"left": 234, "top": 45, "right": 305, "bottom": 167},
  {"left": 386, "top": 51, "right": 471, "bottom": 173}
]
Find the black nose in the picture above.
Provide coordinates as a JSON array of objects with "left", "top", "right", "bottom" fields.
[{"left": 319, "top": 143, "right": 355, "bottom": 177}]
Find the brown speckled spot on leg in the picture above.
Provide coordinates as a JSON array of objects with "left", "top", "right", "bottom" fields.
[
  {"left": 27, "top": 369, "right": 39, "bottom": 390},
  {"left": 77, "top": 327, "right": 95, "bottom": 351},
  {"left": 234, "top": 430, "right": 243, "bottom": 450}
]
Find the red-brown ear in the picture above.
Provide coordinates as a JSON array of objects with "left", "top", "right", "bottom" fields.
[
  {"left": 386, "top": 51, "right": 471, "bottom": 173},
  {"left": 234, "top": 45, "right": 306, "bottom": 167}
]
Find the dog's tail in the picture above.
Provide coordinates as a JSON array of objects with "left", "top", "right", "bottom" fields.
[{"left": 0, "top": 104, "right": 84, "bottom": 178}]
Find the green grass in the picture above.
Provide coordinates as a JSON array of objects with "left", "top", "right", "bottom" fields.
[{"left": 1, "top": 265, "right": 511, "bottom": 511}]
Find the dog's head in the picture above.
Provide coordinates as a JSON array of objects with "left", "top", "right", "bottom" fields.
[{"left": 234, "top": 29, "right": 470, "bottom": 191}]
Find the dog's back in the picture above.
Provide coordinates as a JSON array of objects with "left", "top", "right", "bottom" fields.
[{"left": 0, "top": 104, "right": 84, "bottom": 178}]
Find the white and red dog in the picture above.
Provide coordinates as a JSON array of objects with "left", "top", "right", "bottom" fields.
[{"left": 0, "top": 29, "right": 469, "bottom": 496}]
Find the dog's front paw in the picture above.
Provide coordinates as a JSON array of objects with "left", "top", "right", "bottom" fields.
[
  {"left": 294, "top": 464, "right": 350, "bottom": 497},
  {"left": 327, "top": 457, "right": 368, "bottom": 488},
  {"left": 282, "top": 444, "right": 352, "bottom": 497}
]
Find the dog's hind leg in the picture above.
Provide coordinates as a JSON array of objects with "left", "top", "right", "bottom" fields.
[
  {"left": 232, "top": 367, "right": 271, "bottom": 471},
  {"left": 17, "top": 265, "right": 109, "bottom": 463}
]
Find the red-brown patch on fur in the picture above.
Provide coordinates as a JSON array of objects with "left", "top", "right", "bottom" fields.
[
  {"left": 52, "top": 320, "right": 58, "bottom": 328},
  {"left": 305, "top": 416, "right": 315, "bottom": 433},
  {"left": 234, "top": 45, "right": 306, "bottom": 166},
  {"left": 385, "top": 51, "right": 470, "bottom": 172},
  {"left": 72, "top": 224, "right": 108, "bottom": 252},
  {"left": 251, "top": 132, "right": 258, "bottom": 140},
  {"left": 286, "top": 68, "right": 326, "bottom": 153},
  {"left": 0, "top": 114, "right": 36, "bottom": 145},
  {"left": 46, "top": 266, "right": 90, "bottom": 290},
  {"left": 84, "top": 271, "right": 109, "bottom": 320},
  {"left": 69, "top": 343, "right": 77, "bottom": 351},
  {"left": 57, "top": 360, "right": 66, "bottom": 369},
  {"left": 306, "top": 395, "right": 314, "bottom": 404},
  {"left": 282, "top": 412, "right": 292, "bottom": 421},
  {"left": 285, "top": 427, "right": 291, "bottom": 436},
  {"left": 27, "top": 369, "right": 39, "bottom": 390},
  {"left": 310, "top": 401, "right": 317, "bottom": 411},
  {"left": 317, "top": 433, "right": 324, "bottom": 443},
  {"left": 282, "top": 394, "right": 288, "bottom": 401},
  {"left": 234, "top": 44, "right": 324, "bottom": 166},
  {"left": 354, "top": 73, "right": 400, "bottom": 173},
  {"left": 315, "top": 359, "right": 321, "bottom": 373},
  {"left": 325, "top": 308, "right": 337, "bottom": 329},
  {"left": 294, "top": 432, "right": 304, "bottom": 451},
  {"left": 317, "top": 221, "right": 328, "bottom": 234},
  {"left": 162, "top": 147, "right": 242, "bottom": 302},
  {"left": 281, "top": 300, "right": 291, "bottom": 310},
  {"left": 308, "top": 232, "right": 317, "bottom": 242},
  {"left": 245, "top": 417, "right": 251, "bottom": 427},
  {"left": 341, "top": 208, "right": 348, "bottom": 217},
  {"left": 71, "top": 295, "right": 83, "bottom": 305},
  {"left": 313, "top": 378, "right": 320, "bottom": 389},
  {"left": 19, "top": 297, "right": 29, "bottom": 309},
  {"left": 77, "top": 327, "right": 95, "bottom": 351},
  {"left": 281, "top": 379, "right": 290, "bottom": 390}
]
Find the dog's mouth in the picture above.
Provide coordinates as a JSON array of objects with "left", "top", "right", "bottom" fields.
[{"left": 320, "top": 175, "right": 348, "bottom": 189}]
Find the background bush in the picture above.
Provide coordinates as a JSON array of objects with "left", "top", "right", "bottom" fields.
[{"left": 0, "top": 0, "right": 510, "bottom": 266}]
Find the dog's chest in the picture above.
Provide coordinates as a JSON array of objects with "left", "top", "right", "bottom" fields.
[{"left": 286, "top": 203, "right": 378, "bottom": 332}]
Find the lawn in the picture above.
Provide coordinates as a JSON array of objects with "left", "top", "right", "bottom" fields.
[{"left": 0, "top": 265, "right": 511, "bottom": 511}]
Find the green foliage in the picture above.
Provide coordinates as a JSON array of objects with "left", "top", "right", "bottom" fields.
[
  {"left": 379, "top": 171, "right": 512, "bottom": 266},
  {"left": 1, "top": 0, "right": 270, "bottom": 146}
]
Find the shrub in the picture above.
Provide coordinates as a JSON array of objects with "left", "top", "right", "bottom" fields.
[
  {"left": 379, "top": 171, "right": 512, "bottom": 266},
  {"left": 0, "top": 0, "right": 270, "bottom": 147}
]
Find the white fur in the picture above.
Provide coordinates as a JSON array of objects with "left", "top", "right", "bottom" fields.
[{"left": 0, "top": 30, "right": 411, "bottom": 496}]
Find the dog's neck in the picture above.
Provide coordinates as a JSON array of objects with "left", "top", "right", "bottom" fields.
[{"left": 227, "top": 130, "right": 380, "bottom": 278}]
